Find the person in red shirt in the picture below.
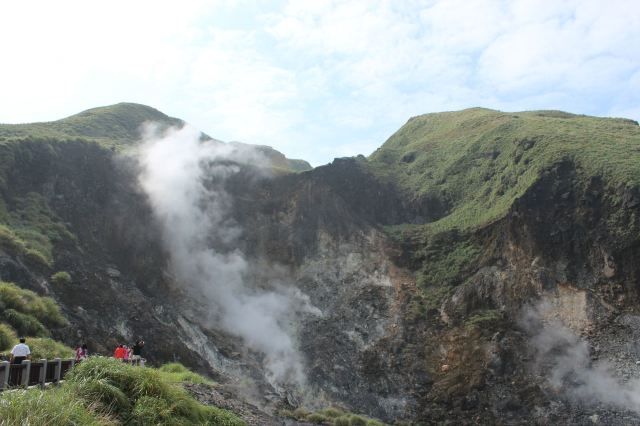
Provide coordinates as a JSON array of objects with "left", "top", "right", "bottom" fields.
[{"left": 114, "top": 345, "right": 126, "bottom": 360}]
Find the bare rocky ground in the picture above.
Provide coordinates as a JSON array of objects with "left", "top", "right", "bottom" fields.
[
  {"left": 496, "top": 311, "right": 640, "bottom": 425},
  {"left": 184, "top": 382, "right": 316, "bottom": 426}
]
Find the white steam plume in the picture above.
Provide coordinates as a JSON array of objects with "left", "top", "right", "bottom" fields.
[
  {"left": 522, "top": 302, "right": 640, "bottom": 412},
  {"left": 135, "top": 124, "right": 316, "bottom": 387}
]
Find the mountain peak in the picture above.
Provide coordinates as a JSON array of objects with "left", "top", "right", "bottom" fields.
[
  {"left": 56, "top": 102, "right": 184, "bottom": 141},
  {"left": 0, "top": 102, "right": 182, "bottom": 143},
  {"left": 0, "top": 103, "right": 312, "bottom": 172}
]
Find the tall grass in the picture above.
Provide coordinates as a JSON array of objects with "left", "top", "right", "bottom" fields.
[
  {"left": 0, "top": 387, "right": 116, "bottom": 426},
  {"left": 0, "top": 357, "right": 244, "bottom": 425},
  {"left": 65, "top": 357, "right": 244, "bottom": 425}
]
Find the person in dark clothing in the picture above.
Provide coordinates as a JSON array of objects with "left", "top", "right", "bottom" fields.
[{"left": 131, "top": 340, "right": 144, "bottom": 363}]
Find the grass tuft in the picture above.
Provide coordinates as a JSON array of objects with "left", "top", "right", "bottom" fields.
[
  {"left": 0, "top": 323, "right": 17, "bottom": 351},
  {"left": 281, "top": 406, "right": 386, "bottom": 426},
  {"left": 51, "top": 271, "right": 72, "bottom": 285},
  {"left": 0, "top": 281, "right": 67, "bottom": 329},
  {"left": 2, "top": 308, "right": 48, "bottom": 337},
  {"left": 28, "top": 337, "right": 75, "bottom": 359},
  {"left": 158, "top": 362, "right": 213, "bottom": 385}
]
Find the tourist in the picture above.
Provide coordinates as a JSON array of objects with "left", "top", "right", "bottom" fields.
[
  {"left": 10, "top": 338, "right": 31, "bottom": 364},
  {"left": 75, "top": 343, "right": 88, "bottom": 362},
  {"left": 131, "top": 340, "right": 144, "bottom": 364},
  {"left": 114, "top": 344, "right": 125, "bottom": 360}
]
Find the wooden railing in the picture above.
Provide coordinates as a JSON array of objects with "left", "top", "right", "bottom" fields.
[
  {"left": 0, "top": 358, "right": 75, "bottom": 391},
  {"left": 0, "top": 356, "right": 146, "bottom": 392}
]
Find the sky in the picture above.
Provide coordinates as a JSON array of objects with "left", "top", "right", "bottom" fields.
[{"left": 1, "top": 0, "right": 639, "bottom": 166}]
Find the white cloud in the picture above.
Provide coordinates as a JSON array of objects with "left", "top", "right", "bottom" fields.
[
  {"left": 477, "top": 1, "right": 640, "bottom": 95},
  {"left": 0, "top": 0, "right": 638, "bottom": 165},
  {"left": 183, "top": 28, "right": 302, "bottom": 142},
  {"left": 0, "top": 0, "right": 212, "bottom": 121}
]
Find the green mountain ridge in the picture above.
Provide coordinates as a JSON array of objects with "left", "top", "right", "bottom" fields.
[
  {"left": 367, "top": 106, "right": 640, "bottom": 233},
  {"left": 0, "top": 103, "right": 181, "bottom": 143},
  {"left": 0, "top": 103, "right": 312, "bottom": 172}
]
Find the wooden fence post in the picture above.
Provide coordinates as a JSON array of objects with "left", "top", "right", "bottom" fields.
[
  {"left": 39, "top": 359, "right": 47, "bottom": 389},
  {"left": 0, "top": 361, "right": 9, "bottom": 390},
  {"left": 54, "top": 358, "right": 62, "bottom": 384},
  {"left": 20, "top": 360, "right": 31, "bottom": 388}
]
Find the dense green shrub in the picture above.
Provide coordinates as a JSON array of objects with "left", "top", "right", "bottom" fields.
[
  {"left": 320, "top": 407, "right": 345, "bottom": 418},
  {"left": 2, "top": 308, "right": 48, "bottom": 337},
  {"left": 334, "top": 416, "right": 351, "bottom": 426},
  {"left": 8, "top": 191, "right": 77, "bottom": 266},
  {"left": 308, "top": 413, "right": 330, "bottom": 424},
  {"left": 292, "top": 407, "right": 311, "bottom": 419},
  {"left": 51, "top": 271, "right": 72, "bottom": 285},
  {"left": 349, "top": 415, "right": 367, "bottom": 426},
  {"left": 36, "top": 296, "right": 68, "bottom": 328},
  {"left": 0, "top": 224, "right": 26, "bottom": 254},
  {"left": 28, "top": 337, "right": 75, "bottom": 359},
  {"left": 465, "top": 309, "right": 503, "bottom": 329},
  {"left": 24, "top": 248, "right": 52, "bottom": 268},
  {"left": 0, "top": 323, "right": 17, "bottom": 351},
  {"left": 0, "top": 281, "right": 67, "bottom": 328}
]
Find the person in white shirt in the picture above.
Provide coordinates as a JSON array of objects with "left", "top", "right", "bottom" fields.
[{"left": 10, "top": 338, "right": 31, "bottom": 365}]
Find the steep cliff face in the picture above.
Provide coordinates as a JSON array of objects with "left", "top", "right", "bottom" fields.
[{"left": 1, "top": 104, "right": 639, "bottom": 423}]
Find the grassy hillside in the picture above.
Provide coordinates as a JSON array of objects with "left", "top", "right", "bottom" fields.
[
  {"left": 0, "top": 281, "right": 66, "bottom": 336},
  {"left": 0, "top": 281, "right": 74, "bottom": 359},
  {"left": 369, "top": 107, "right": 640, "bottom": 233},
  {"left": 0, "top": 103, "right": 182, "bottom": 145}
]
